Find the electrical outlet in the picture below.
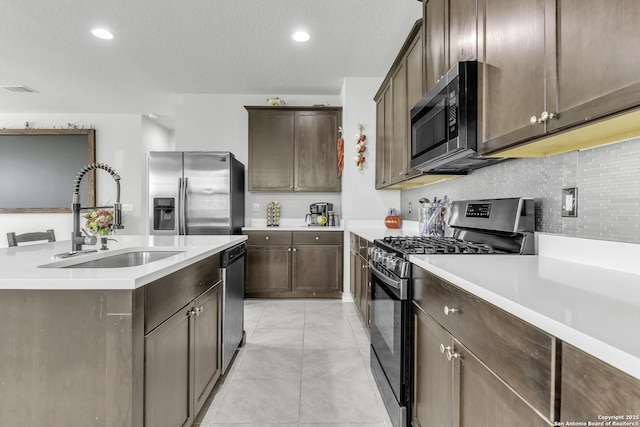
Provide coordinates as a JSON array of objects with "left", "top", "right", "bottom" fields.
[
  {"left": 561, "top": 188, "right": 577, "bottom": 217},
  {"left": 253, "top": 203, "right": 260, "bottom": 213},
  {"left": 122, "top": 203, "right": 134, "bottom": 212}
]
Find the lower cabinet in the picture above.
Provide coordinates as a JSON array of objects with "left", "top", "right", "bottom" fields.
[
  {"left": 412, "top": 265, "right": 556, "bottom": 426},
  {"left": 560, "top": 343, "right": 640, "bottom": 422},
  {"left": 145, "top": 282, "right": 221, "bottom": 427},
  {"left": 244, "top": 230, "right": 343, "bottom": 298},
  {"left": 349, "top": 233, "right": 370, "bottom": 329}
]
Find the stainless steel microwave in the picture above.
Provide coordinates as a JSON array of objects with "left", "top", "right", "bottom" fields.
[{"left": 410, "top": 61, "right": 503, "bottom": 173}]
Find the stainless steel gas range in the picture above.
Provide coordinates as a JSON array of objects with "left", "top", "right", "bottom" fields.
[{"left": 368, "top": 197, "right": 535, "bottom": 427}]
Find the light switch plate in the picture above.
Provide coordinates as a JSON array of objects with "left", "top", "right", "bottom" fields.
[
  {"left": 122, "top": 203, "right": 134, "bottom": 212},
  {"left": 561, "top": 187, "right": 577, "bottom": 217}
]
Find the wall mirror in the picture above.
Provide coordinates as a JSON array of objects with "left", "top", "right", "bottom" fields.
[{"left": 0, "top": 129, "right": 96, "bottom": 213}]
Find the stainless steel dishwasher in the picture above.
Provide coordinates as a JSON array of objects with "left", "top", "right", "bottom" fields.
[{"left": 221, "top": 242, "right": 246, "bottom": 373}]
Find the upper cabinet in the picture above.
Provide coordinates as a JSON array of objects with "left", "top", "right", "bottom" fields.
[
  {"left": 479, "top": 0, "right": 640, "bottom": 156},
  {"left": 374, "top": 20, "right": 425, "bottom": 189},
  {"left": 246, "top": 106, "right": 342, "bottom": 192},
  {"left": 478, "top": 0, "right": 547, "bottom": 153},
  {"left": 424, "top": 0, "right": 478, "bottom": 91}
]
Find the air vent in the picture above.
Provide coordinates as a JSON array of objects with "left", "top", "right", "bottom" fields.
[{"left": 1, "top": 85, "right": 38, "bottom": 93}]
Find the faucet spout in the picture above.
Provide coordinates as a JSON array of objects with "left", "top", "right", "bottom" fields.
[{"left": 71, "top": 163, "right": 124, "bottom": 253}]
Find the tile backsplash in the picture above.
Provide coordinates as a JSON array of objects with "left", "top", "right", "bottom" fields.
[{"left": 401, "top": 137, "right": 640, "bottom": 244}]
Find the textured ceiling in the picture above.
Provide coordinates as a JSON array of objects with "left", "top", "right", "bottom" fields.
[{"left": 0, "top": 1, "right": 422, "bottom": 118}]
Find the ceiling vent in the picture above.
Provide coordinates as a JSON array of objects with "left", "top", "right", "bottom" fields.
[{"left": 1, "top": 85, "right": 38, "bottom": 93}]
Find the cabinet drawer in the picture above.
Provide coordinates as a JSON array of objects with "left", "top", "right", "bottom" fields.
[
  {"left": 293, "top": 231, "right": 343, "bottom": 245},
  {"left": 244, "top": 231, "right": 292, "bottom": 245},
  {"left": 145, "top": 255, "right": 221, "bottom": 335},
  {"left": 412, "top": 265, "right": 556, "bottom": 421}
]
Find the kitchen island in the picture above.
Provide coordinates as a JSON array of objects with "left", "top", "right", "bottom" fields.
[{"left": 0, "top": 234, "right": 247, "bottom": 427}]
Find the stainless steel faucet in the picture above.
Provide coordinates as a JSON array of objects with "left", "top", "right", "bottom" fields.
[{"left": 71, "top": 163, "right": 124, "bottom": 253}]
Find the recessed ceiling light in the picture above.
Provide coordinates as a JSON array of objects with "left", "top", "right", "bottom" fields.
[
  {"left": 292, "top": 31, "right": 310, "bottom": 42},
  {"left": 91, "top": 28, "right": 114, "bottom": 40}
]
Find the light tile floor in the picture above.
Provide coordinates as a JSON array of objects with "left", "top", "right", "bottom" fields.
[{"left": 194, "top": 298, "right": 393, "bottom": 427}]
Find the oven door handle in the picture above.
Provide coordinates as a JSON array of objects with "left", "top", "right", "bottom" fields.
[{"left": 369, "top": 260, "right": 408, "bottom": 300}]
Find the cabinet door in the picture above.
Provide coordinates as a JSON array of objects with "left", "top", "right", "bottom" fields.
[
  {"left": 478, "top": 0, "right": 547, "bottom": 154},
  {"left": 294, "top": 110, "right": 341, "bottom": 192},
  {"left": 560, "top": 343, "right": 640, "bottom": 422},
  {"left": 405, "top": 28, "right": 425, "bottom": 179},
  {"left": 424, "top": 0, "right": 449, "bottom": 91},
  {"left": 349, "top": 248, "right": 358, "bottom": 299},
  {"left": 247, "top": 110, "right": 295, "bottom": 191},
  {"left": 455, "top": 340, "right": 549, "bottom": 427},
  {"left": 448, "top": 0, "right": 477, "bottom": 63},
  {"left": 546, "top": 0, "right": 640, "bottom": 133},
  {"left": 245, "top": 245, "right": 292, "bottom": 295},
  {"left": 145, "top": 305, "right": 193, "bottom": 427},
  {"left": 292, "top": 245, "right": 342, "bottom": 294},
  {"left": 358, "top": 255, "right": 369, "bottom": 325},
  {"left": 390, "top": 61, "right": 408, "bottom": 185},
  {"left": 375, "top": 91, "right": 388, "bottom": 189},
  {"left": 413, "top": 305, "right": 454, "bottom": 427},
  {"left": 193, "top": 283, "right": 222, "bottom": 416}
]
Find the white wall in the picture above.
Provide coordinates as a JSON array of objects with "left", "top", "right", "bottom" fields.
[
  {"left": 340, "top": 77, "right": 401, "bottom": 297},
  {"left": 0, "top": 113, "right": 149, "bottom": 248}
]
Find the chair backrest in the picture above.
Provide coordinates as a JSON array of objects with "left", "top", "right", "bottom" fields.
[{"left": 7, "top": 229, "right": 56, "bottom": 247}]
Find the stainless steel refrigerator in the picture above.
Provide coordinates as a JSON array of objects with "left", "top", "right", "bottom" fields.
[{"left": 148, "top": 151, "right": 245, "bottom": 235}]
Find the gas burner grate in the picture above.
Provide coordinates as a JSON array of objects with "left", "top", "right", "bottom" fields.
[{"left": 380, "top": 236, "right": 504, "bottom": 255}]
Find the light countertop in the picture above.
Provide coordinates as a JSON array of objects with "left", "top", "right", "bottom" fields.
[
  {"left": 349, "top": 224, "right": 640, "bottom": 380},
  {"left": 243, "top": 217, "right": 344, "bottom": 231},
  {"left": 0, "top": 235, "right": 247, "bottom": 290}
]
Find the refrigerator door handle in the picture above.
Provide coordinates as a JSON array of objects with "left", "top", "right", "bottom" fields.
[
  {"left": 178, "top": 177, "right": 184, "bottom": 235},
  {"left": 182, "top": 177, "right": 189, "bottom": 235}
]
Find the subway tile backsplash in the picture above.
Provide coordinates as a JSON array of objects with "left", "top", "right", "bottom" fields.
[{"left": 401, "top": 137, "right": 640, "bottom": 244}]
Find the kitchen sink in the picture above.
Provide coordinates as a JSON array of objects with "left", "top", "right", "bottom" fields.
[{"left": 39, "top": 250, "right": 185, "bottom": 269}]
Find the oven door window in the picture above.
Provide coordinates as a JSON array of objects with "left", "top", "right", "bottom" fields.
[{"left": 370, "top": 277, "right": 404, "bottom": 401}]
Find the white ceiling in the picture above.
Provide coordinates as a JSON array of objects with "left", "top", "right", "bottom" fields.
[{"left": 0, "top": 1, "right": 422, "bottom": 122}]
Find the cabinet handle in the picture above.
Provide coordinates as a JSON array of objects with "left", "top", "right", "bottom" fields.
[
  {"left": 444, "top": 305, "right": 458, "bottom": 316},
  {"left": 439, "top": 344, "right": 452, "bottom": 354},
  {"left": 293, "top": 248, "right": 297, "bottom": 252},
  {"left": 288, "top": 247, "right": 291, "bottom": 252},
  {"left": 530, "top": 111, "right": 557, "bottom": 125},
  {"left": 290, "top": 185, "right": 294, "bottom": 189},
  {"left": 315, "top": 236, "right": 320, "bottom": 240},
  {"left": 265, "top": 236, "right": 270, "bottom": 240},
  {"left": 446, "top": 349, "right": 460, "bottom": 361},
  {"left": 187, "top": 309, "right": 196, "bottom": 317}
]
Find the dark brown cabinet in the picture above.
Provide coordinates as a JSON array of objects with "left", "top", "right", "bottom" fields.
[
  {"left": 424, "top": 0, "right": 477, "bottom": 92},
  {"left": 246, "top": 106, "right": 342, "bottom": 192},
  {"left": 478, "top": 0, "right": 547, "bottom": 153},
  {"left": 374, "top": 20, "right": 424, "bottom": 189},
  {"left": 478, "top": 0, "right": 640, "bottom": 155},
  {"left": 349, "top": 233, "right": 370, "bottom": 329},
  {"left": 244, "top": 231, "right": 292, "bottom": 295},
  {"left": 412, "top": 304, "right": 453, "bottom": 427},
  {"left": 412, "top": 265, "right": 556, "bottom": 426},
  {"left": 144, "top": 255, "right": 222, "bottom": 427},
  {"left": 560, "top": 343, "right": 640, "bottom": 422},
  {"left": 244, "top": 230, "right": 343, "bottom": 298}
]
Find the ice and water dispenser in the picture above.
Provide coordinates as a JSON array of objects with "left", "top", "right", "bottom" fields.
[{"left": 153, "top": 198, "right": 175, "bottom": 230}]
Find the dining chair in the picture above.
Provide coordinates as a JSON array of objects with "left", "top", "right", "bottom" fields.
[{"left": 6, "top": 229, "right": 56, "bottom": 247}]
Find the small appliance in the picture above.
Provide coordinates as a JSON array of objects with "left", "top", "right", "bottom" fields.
[{"left": 306, "top": 202, "right": 333, "bottom": 226}]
